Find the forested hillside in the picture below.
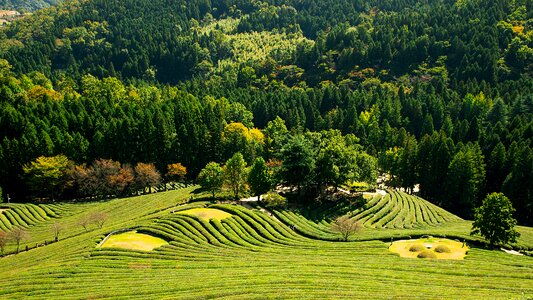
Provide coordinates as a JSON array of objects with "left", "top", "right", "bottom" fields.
[
  {"left": 0, "top": 0, "right": 58, "bottom": 12},
  {"left": 0, "top": 0, "right": 531, "bottom": 224}
]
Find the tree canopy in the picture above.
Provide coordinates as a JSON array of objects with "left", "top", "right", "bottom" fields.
[{"left": 471, "top": 193, "right": 520, "bottom": 246}]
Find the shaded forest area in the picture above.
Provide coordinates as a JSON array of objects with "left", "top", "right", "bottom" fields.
[{"left": 0, "top": 0, "right": 531, "bottom": 224}]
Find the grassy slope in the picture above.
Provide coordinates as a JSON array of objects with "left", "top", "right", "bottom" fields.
[{"left": 0, "top": 188, "right": 532, "bottom": 299}]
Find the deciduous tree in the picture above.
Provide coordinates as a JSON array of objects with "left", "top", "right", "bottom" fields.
[
  {"left": 77, "top": 215, "right": 91, "bottom": 232},
  {"left": 167, "top": 162, "right": 187, "bottom": 182},
  {"left": 331, "top": 216, "right": 361, "bottom": 241},
  {"left": 198, "top": 162, "right": 224, "bottom": 199},
  {"left": 471, "top": 193, "right": 520, "bottom": 246},
  {"left": 9, "top": 227, "right": 29, "bottom": 253},
  {"left": 134, "top": 163, "right": 161, "bottom": 194},
  {"left": 90, "top": 212, "right": 108, "bottom": 229},
  {"left": 50, "top": 222, "right": 64, "bottom": 242},
  {"left": 23, "top": 155, "right": 72, "bottom": 200},
  {"left": 248, "top": 157, "right": 272, "bottom": 201},
  {"left": 224, "top": 152, "right": 247, "bottom": 200},
  {"left": 281, "top": 135, "right": 315, "bottom": 195},
  {"left": 0, "top": 231, "right": 7, "bottom": 254}
]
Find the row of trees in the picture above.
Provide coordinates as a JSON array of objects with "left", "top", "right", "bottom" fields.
[
  {"left": 22, "top": 155, "right": 168, "bottom": 200},
  {"left": 198, "top": 130, "right": 378, "bottom": 201}
]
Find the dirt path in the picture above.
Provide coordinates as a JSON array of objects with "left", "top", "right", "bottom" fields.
[{"left": 238, "top": 196, "right": 283, "bottom": 223}]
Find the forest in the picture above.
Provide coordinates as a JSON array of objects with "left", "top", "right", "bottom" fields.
[
  {"left": 0, "top": 0, "right": 531, "bottom": 225},
  {"left": 0, "top": 0, "right": 58, "bottom": 12}
]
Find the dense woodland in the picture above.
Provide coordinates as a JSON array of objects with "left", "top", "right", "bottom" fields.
[
  {"left": 0, "top": 0, "right": 531, "bottom": 224},
  {"left": 0, "top": 0, "right": 58, "bottom": 12}
]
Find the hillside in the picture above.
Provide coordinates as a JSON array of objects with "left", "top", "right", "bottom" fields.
[
  {"left": 0, "top": 189, "right": 532, "bottom": 298},
  {"left": 0, "top": 0, "right": 531, "bottom": 226},
  {"left": 0, "top": 0, "right": 58, "bottom": 12}
]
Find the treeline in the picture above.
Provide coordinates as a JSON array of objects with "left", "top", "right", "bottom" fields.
[{"left": 23, "top": 155, "right": 166, "bottom": 200}]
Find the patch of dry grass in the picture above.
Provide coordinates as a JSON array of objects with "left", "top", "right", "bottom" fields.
[
  {"left": 389, "top": 238, "right": 468, "bottom": 260},
  {"left": 100, "top": 231, "right": 168, "bottom": 251},
  {"left": 177, "top": 208, "right": 232, "bottom": 221}
]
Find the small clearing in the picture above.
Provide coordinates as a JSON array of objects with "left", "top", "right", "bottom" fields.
[
  {"left": 389, "top": 238, "right": 469, "bottom": 260},
  {"left": 100, "top": 231, "right": 168, "bottom": 251},
  {"left": 177, "top": 208, "right": 232, "bottom": 221}
]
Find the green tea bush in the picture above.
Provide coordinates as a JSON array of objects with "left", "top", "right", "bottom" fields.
[
  {"left": 261, "top": 192, "right": 287, "bottom": 209},
  {"left": 409, "top": 244, "right": 426, "bottom": 252},
  {"left": 434, "top": 245, "right": 451, "bottom": 253},
  {"left": 417, "top": 250, "right": 437, "bottom": 259}
]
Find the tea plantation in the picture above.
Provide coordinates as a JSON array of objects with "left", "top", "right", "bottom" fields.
[{"left": 0, "top": 188, "right": 532, "bottom": 299}]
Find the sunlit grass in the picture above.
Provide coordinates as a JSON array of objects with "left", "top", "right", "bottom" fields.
[
  {"left": 389, "top": 238, "right": 469, "bottom": 260},
  {"left": 100, "top": 231, "right": 168, "bottom": 251},
  {"left": 176, "top": 208, "right": 232, "bottom": 221}
]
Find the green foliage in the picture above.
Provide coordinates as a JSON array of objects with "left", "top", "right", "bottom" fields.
[
  {"left": 434, "top": 245, "right": 451, "bottom": 253},
  {"left": 471, "top": 193, "right": 520, "bottom": 246},
  {"left": 261, "top": 192, "right": 287, "bottom": 209},
  {"left": 314, "top": 130, "right": 359, "bottom": 189},
  {"left": 280, "top": 135, "right": 315, "bottom": 193},
  {"left": 264, "top": 116, "right": 289, "bottom": 159},
  {"left": 409, "top": 244, "right": 425, "bottom": 252},
  {"left": 198, "top": 162, "right": 224, "bottom": 199},
  {"left": 445, "top": 143, "right": 486, "bottom": 217},
  {"left": 0, "top": 0, "right": 57, "bottom": 12},
  {"left": 22, "top": 155, "right": 72, "bottom": 200},
  {"left": 224, "top": 153, "right": 247, "bottom": 200},
  {"left": 248, "top": 157, "right": 272, "bottom": 200},
  {"left": 417, "top": 250, "right": 437, "bottom": 259}
]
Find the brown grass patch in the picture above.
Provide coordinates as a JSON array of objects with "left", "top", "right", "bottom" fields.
[{"left": 128, "top": 263, "right": 152, "bottom": 269}]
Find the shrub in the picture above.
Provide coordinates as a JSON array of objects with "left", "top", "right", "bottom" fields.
[
  {"left": 434, "top": 245, "right": 451, "bottom": 253},
  {"left": 417, "top": 250, "right": 437, "bottom": 259},
  {"left": 261, "top": 192, "right": 287, "bottom": 209},
  {"left": 409, "top": 244, "right": 425, "bottom": 252}
]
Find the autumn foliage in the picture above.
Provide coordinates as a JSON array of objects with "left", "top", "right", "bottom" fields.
[
  {"left": 24, "top": 156, "right": 162, "bottom": 200},
  {"left": 166, "top": 163, "right": 187, "bottom": 181}
]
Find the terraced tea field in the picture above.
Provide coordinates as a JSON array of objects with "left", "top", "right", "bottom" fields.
[
  {"left": 0, "top": 203, "right": 67, "bottom": 231},
  {"left": 0, "top": 188, "right": 532, "bottom": 299}
]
